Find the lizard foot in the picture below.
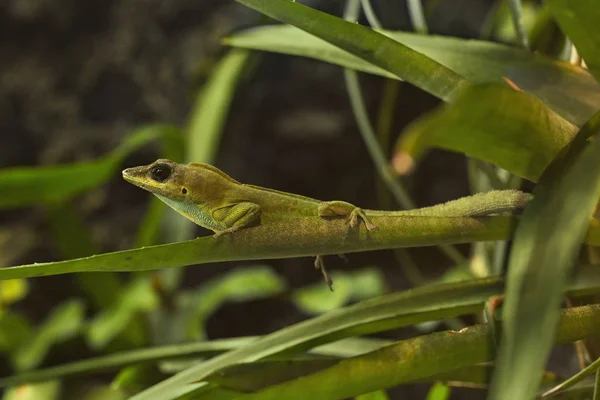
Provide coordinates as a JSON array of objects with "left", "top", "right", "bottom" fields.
[
  {"left": 318, "top": 201, "right": 379, "bottom": 231},
  {"left": 348, "top": 208, "right": 379, "bottom": 231},
  {"left": 314, "top": 255, "right": 334, "bottom": 291}
]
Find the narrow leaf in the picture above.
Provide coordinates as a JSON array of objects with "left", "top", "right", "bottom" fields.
[
  {"left": 394, "top": 84, "right": 578, "bottom": 181},
  {"left": 86, "top": 278, "right": 158, "bottom": 349},
  {"left": 13, "top": 299, "right": 85, "bottom": 371},
  {"left": 231, "top": 305, "right": 600, "bottom": 399},
  {"left": 489, "top": 111, "right": 600, "bottom": 399},
  {"left": 3, "top": 215, "right": 600, "bottom": 280},
  {"left": 0, "top": 125, "right": 180, "bottom": 209},
  {"left": 234, "top": 0, "right": 469, "bottom": 102},
  {"left": 186, "top": 49, "right": 251, "bottom": 164},
  {"left": 128, "top": 267, "right": 600, "bottom": 400},
  {"left": 225, "top": 25, "right": 600, "bottom": 126}
]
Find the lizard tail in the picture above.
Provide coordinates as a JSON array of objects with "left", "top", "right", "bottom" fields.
[{"left": 395, "top": 190, "right": 533, "bottom": 217}]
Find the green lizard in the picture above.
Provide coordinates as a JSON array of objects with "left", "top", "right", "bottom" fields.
[{"left": 122, "top": 159, "right": 532, "bottom": 288}]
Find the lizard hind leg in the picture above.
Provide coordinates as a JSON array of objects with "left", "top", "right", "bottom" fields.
[{"left": 318, "top": 201, "right": 379, "bottom": 231}]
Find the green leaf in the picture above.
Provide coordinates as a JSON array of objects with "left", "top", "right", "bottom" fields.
[
  {"left": 186, "top": 49, "right": 251, "bottom": 164},
  {"left": 293, "top": 274, "right": 354, "bottom": 315},
  {"left": 225, "top": 25, "right": 600, "bottom": 126},
  {"left": 0, "top": 337, "right": 259, "bottom": 388},
  {"left": 356, "top": 391, "right": 390, "bottom": 400},
  {"left": 0, "top": 311, "right": 33, "bottom": 354},
  {"left": 86, "top": 278, "right": 158, "bottom": 350},
  {"left": 7, "top": 213, "right": 600, "bottom": 280},
  {"left": 542, "top": 352, "right": 600, "bottom": 397},
  {"left": 489, "top": 111, "right": 600, "bottom": 399},
  {"left": 207, "top": 358, "right": 339, "bottom": 393},
  {"left": 229, "top": 305, "right": 600, "bottom": 399},
  {"left": 174, "top": 266, "right": 285, "bottom": 340},
  {"left": 45, "top": 202, "right": 126, "bottom": 316},
  {"left": 127, "top": 266, "right": 600, "bottom": 400},
  {"left": 14, "top": 299, "right": 85, "bottom": 371},
  {"left": 234, "top": 0, "right": 468, "bottom": 102},
  {"left": 426, "top": 382, "right": 451, "bottom": 400},
  {"left": 545, "top": 0, "right": 600, "bottom": 80},
  {"left": 394, "top": 84, "right": 578, "bottom": 182},
  {"left": 111, "top": 364, "right": 163, "bottom": 394},
  {"left": 0, "top": 125, "right": 180, "bottom": 210},
  {"left": 0, "top": 336, "right": 391, "bottom": 389},
  {"left": 293, "top": 269, "right": 385, "bottom": 314}
]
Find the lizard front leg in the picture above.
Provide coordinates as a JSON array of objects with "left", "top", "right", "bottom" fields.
[
  {"left": 211, "top": 202, "right": 262, "bottom": 238},
  {"left": 318, "top": 201, "right": 379, "bottom": 231}
]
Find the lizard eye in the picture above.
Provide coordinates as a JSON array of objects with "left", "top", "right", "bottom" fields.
[{"left": 150, "top": 164, "right": 172, "bottom": 182}]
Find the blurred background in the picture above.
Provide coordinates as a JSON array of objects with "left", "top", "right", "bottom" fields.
[{"left": 0, "top": 1, "right": 558, "bottom": 399}]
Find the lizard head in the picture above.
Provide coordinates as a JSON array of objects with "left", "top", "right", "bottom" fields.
[{"left": 122, "top": 159, "right": 189, "bottom": 201}]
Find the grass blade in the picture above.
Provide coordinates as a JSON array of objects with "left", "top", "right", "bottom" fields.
[
  {"left": 1, "top": 215, "right": 600, "bottom": 280},
  {"left": 234, "top": 0, "right": 468, "bottom": 102},
  {"left": 127, "top": 265, "right": 600, "bottom": 400},
  {"left": 225, "top": 25, "right": 600, "bottom": 126},
  {"left": 489, "top": 111, "right": 600, "bottom": 399},
  {"left": 393, "top": 84, "right": 578, "bottom": 181},
  {"left": 0, "top": 125, "right": 179, "bottom": 209},
  {"left": 232, "top": 305, "right": 600, "bottom": 399}
]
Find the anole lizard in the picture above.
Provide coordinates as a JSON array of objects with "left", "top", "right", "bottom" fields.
[{"left": 123, "top": 159, "right": 532, "bottom": 289}]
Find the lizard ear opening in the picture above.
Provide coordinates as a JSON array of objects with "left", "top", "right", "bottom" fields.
[{"left": 181, "top": 187, "right": 188, "bottom": 195}]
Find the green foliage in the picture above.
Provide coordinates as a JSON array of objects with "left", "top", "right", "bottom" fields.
[
  {"left": 175, "top": 266, "right": 285, "bottom": 340},
  {"left": 395, "top": 84, "right": 577, "bottom": 181},
  {"left": 0, "top": 125, "right": 181, "bottom": 209},
  {"left": 225, "top": 24, "right": 600, "bottom": 126},
  {"left": 425, "top": 383, "right": 451, "bottom": 400},
  {"left": 293, "top": 268, "right": 385, "bottom": 314},
  {"left": 1, "top": 0, "right": 600, "bottom": 399},
  {"left": 234, "top": 0, "right": 468, "bottom": 102},
  {"left": 14, "top": 299, "right": 85, "bottom": 371},
  {"left": 546, "top": 0, "right": 600, "bottom": 79},
  {"left": 490, "top": 112, "right": 600, "bottom": 400},
  {"left": 86, "top": 278, "right": 159, "bottom": 349}
]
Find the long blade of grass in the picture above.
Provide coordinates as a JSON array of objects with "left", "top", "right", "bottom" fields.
[
  {"left": 542, "top": 354, "right": 600, "bottom": 397},
  {"left": 489, "top": 111, "right": 600, "bottom": 399},
  {"left": 225, "top": 25, "right": 600, "bottom": 126},
  {"left": 185, "top": 49, "right": 252, "bottom": 164},
  {"left": 0, "top": 337, "right": 258, "bottom": 388},
  {"left": 127, "top": 266, "right": 600, "bottom": 400},
  {"left": 1, "top": 216, "right": 600, "bottom": 280},
  {"left": 231, "top": 305, "right": 600, "bottom": 399},
  {"left": 0, "top": 125, "right": 180, "bottom": 209},
  {"left": 234, "top": 0, "right": 469, "bottom": 102},
  {"left": 393, "top": 83, "right": 578, "bottom": 181}
]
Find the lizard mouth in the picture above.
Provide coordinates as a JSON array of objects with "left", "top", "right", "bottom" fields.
[
  {"left": 122, "top": 167, "right": 144, "bottom": 186},
  {"left": 122, "top": 165, "right": 183, "bottom": 201},
  {"left": 122, "top": 167, "right": 157, "bottom": 193}
]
